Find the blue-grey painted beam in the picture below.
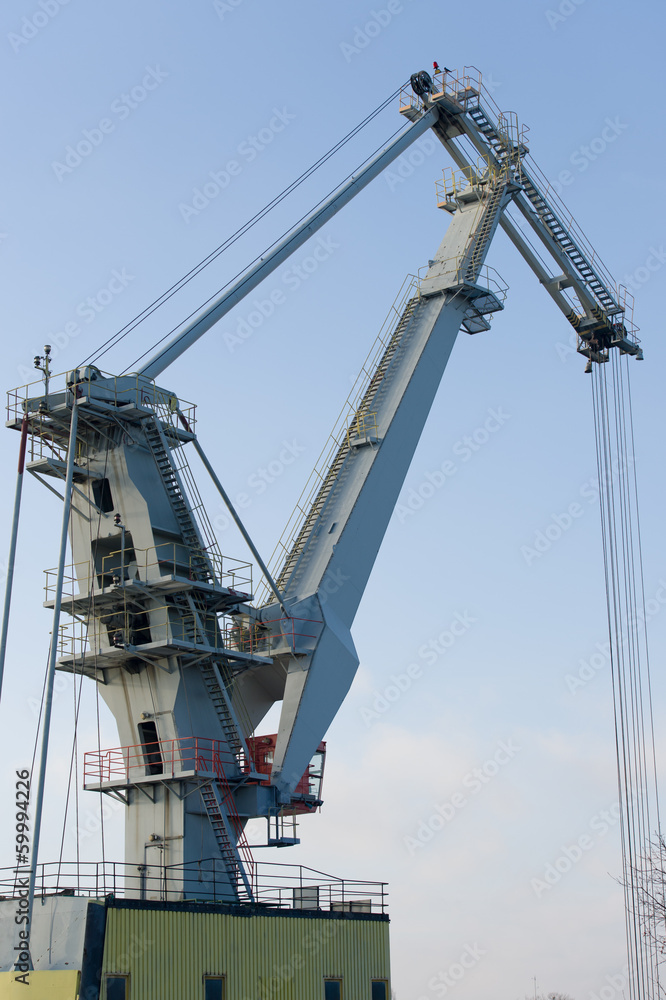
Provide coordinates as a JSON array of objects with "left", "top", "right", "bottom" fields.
[
  {"left": 137, "top": 109, "right": 437, "bottom": 381},
  {"left": 22, "top": 401, "right": 79, "bottom": 969},
  {"left": 0, "top": 416, "right": 28, "bottom": 706}
]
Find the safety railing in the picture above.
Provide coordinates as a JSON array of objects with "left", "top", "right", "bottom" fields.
[
  {"left": 223, "top": 616, "right": 322, "bottom": 656},
  {"left": 418, "top": 256, "right": 508, "bottom": 303},
  {"left": 83, "top": 736, "right": 240, "bottom": 785},
  {"left": 436, "top": 156, "right": 495, "bottom": 207},
  {"left": 6, "top": 366, "right": 196, "bottom": 428},
  {"left": 519, "top": 156, "right": 624, "bottom": 304},
  {"left": 346, "top": 411, "right": 378, "bottom": 447},
  {"left": 56, "top": 604, "right": 218, "bottom": 658},
  {"left": 256, "top": 274, "right": 421, "bottom": 604},
  {"left": 400, "top": 66, "right": 529, "bottom": 155},
  {"left": 0, "top": 859, "right": 388, "bottom": 913},
  {"left": 44, "top": 542, "right": 252, "bottom": 604},
  {"left": 399, "top": 65, "right": 482, "bottom": 117},
  {"left": 55, "top": 607, "right": 316, "bottom": 660}
]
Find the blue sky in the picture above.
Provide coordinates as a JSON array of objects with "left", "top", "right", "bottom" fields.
[{"left": 1, "top": 1, "right": 665, "bottom": 997}]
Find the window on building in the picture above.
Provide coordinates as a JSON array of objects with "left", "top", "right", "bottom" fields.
[
  {"left": 204, "top": 976, "right": 226, "bottom": 1000},
  {"left": 372, "top": 980, "right": 388, "bottom": 1000},
  {"left": 324, "top": 978, "right": 342, "bottom": 1000},
  {"left": 106, "top": 974, "right": 129, "bottom": 1000}
]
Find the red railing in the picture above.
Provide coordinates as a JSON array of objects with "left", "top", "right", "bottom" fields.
[{"left": 84, "top": 736, "right": 240, "bottom": 785}]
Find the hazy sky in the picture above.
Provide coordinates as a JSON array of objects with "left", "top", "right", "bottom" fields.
[{"left": 1, "top": 2, "right": 665, "bottom": 998}]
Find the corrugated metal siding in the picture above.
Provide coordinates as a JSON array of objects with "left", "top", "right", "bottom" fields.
[
  {"left": 0, "top": 970, "right": 80, "bottom": 999},
  {"left": 101, "top": 908, "right": 390, "bottom": 1000}
]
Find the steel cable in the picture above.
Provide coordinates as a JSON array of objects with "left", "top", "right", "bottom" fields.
[
  {"left": 591, "top": 354, "right": 662, "bottom": 1000},
  {"left": 81, "top": 86, "right": 406, "bottom": 370}
]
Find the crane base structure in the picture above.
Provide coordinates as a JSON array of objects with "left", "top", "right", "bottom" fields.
[{"left": 0, "top": 66, "right": 653, "bottom": 1000}]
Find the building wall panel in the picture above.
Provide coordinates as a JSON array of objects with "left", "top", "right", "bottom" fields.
[{"left": 101, "top": 906, "right": 390, "bottom": 1000}]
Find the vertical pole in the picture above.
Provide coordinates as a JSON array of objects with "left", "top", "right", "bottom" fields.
[
  {"left": 0, "top": 416, "right": 29, "bottom": 704},
  {"left": 20, "top": 402, "right": 79, "bottom": 969}
]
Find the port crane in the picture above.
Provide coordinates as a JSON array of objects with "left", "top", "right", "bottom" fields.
[{"left": 2, "top": 67, "right": 643, "bottom": 912}]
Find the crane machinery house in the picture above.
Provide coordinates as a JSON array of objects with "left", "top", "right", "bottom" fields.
[{"left": 0, "top": 67, "right": 651, "bottom": 1000}]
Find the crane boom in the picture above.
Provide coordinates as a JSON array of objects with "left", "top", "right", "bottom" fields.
[
  {"left": 137, "top": 108, "right": 437, "bottom": 380},
  {"left": 236, "top": 158, "right": 517, "bottom": 794},
  {"left": 4, "top": 66, "right": 644, "bottom": 903}
]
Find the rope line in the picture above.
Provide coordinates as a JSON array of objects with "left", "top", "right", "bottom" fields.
[
  {"left": 80, "top": 86, "right": 405, "bottom": 371},
  {"left": 591, "top": 353, "right": 662, "bottom": 1000},
  {"left": 122, "top": 120, "right": 411, "bottom": 375}
]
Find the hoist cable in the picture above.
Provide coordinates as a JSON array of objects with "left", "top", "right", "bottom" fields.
[
  {"left": 592, "top": 364, "right": 639, "bottom": 992},
  {"left": 625, "top": 364, "right": 666, "bottom": 954},
  {"left": 122, "top": 119, "right": 410, "bottom": 374},
  {"left": 591, "top": 354, "right": 662, "bottom": 1000},
  {"left": 82, "top": 85, "right": 405, "bottom": 370}
]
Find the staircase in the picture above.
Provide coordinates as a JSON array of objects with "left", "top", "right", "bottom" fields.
[
  {"left": 142, "top": 416, "right": 212, "bottom": 583},
  {"left": 199, "top": 657, "right": 246, "bottom": 761},
  {"left": 167, "top": 588, "right": 246, "bottom": 761},
  {"left": 464, "top": 177, "right": 507, "bottom": 283},
  {"left": 519, "top": 169, "right": 617, "bottom": 313},
  {"left": 467, "top": 103, "right": 517, "bottom": 163},
  {"left": 274, "top": 296, "right": 421, "bottom": 593},
  {"left": 453, "top": 94, "right": 619, "bottom": 319},
  {"left": 199, "top": 778, "right": 254, "bottom": 902}
]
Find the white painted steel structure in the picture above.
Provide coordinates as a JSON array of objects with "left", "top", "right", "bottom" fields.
[{"left": 4, "top": 67, "right": 643, "bottom": 907}]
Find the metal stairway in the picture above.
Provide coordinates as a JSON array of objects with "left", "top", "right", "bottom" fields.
[
  {"left": 167, "top": 588, "right": 246, "bottom": 761},
  {"left": 142, "top": 416, "right": 213, "bottom": 583},
  {"left": 199, "top": 657, "right": 246, "bottom": 761},
  {"left": 466, "top": 102, "right": 519, "bottom": 163},
  {"left": 274, "top": 295, "right": 421, "bottom": 593},
  {"left": 440, "top": 88, "right": 620, "bottom": 320},
  {"left": 519, "top": 169, "right": 617, "bottom": 313},
  {"left": 464, "top": 177, "right": 507, "bottom": 282},
  {"left": 198, "top": 779, "right": 254, "bottom": 902}
]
